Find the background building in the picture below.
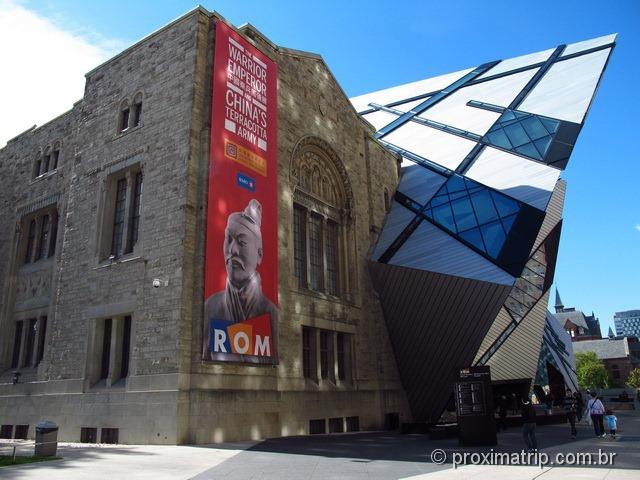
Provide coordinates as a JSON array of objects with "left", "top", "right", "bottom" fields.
[
  {"left": 553, "top": 289, "right": 602, "bottom": 341},
  {"left": 573, "top": 336, "right": 640, "bottom": 387},
  {"left": 0, "top": 7, "right": 615, "bottom": 443},
  {"left": 614, "top": 310, "right": 640, "bottom": 337}
]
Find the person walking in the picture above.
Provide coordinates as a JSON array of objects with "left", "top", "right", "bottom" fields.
[
  {"left": 587, "top": 391, "right": 606, "bottom": 437},
  {"left": 563, "top": 389, "right": 578, "bottom": 439},
  {"left": 575, "top": 391, "right": 585, "bottom": 421},
  {"left": 497, "top": 395, "right": 509, "bottom": 431},
  {"left": 604, "top": 410, "right": 618, "bottom": 439},
  {"left": 521, "top": 396, "right": 537, "bottom": 451}
]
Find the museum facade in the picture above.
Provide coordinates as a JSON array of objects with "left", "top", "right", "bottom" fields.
[{"left": 0, "top": 7, "right": 614, "bottom": 444}]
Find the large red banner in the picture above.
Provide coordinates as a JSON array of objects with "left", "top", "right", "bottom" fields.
[{"left": 203, "top": 20, "right": 278, "bottom": 363}]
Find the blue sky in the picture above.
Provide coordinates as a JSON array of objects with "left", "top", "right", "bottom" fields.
[{"left": 9, "top": 0, "right": 640, "bottom": 335}]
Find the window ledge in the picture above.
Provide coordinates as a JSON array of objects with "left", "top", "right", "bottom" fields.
[
  {"left": 113, "top": 124, "right": 143, "bottom": 140},
  {"left": 95, "top": 254, "right": 144, "bottom": 270},
  {"left": 29, "top": 169, "right": 58, "bottom": 184},
  {"left": 19, "top": 256, "right": 55, "bottom": 273},
  {"left": 293, "top": 286, "right": 353, "bottom": 307}
]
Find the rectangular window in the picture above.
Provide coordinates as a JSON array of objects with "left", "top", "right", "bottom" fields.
[
  {"left": 11, "top": 321, "right": 23, "bottom": 369},
  {"left": 293, "top": 205, "right": 307, "bottom": 288},
  {"left": 52, "top": 148, "right": 60, "bottom": 170},
  {"left": 48, "top": 214, "right": 58, "bottom": 258},
  {"left": 0, "top": 425, "right": 13, "bottom": 439},
  {"left": 326, "top": 220, "right": 339, "bottom": 295},
  {"left": 309, "top": 213, "right": 323, "bottom": 291},
  {"left": 23, "top": 318, "right": 37, "bottom": 368},
  {"left": 125, "top": 172, "right": 143, "bottom": 253},
  {"left": 24, "top": 219, "right": 36, "bottom": 264},
  {"left": 100, "top": 319, "right": 112, "bottom": 380},
  {"left": 101, "top": 428, "right": 119, "bottom": 444},
  {"left": 14, "top": 425, "right": 29, "bottom": 440},
  {"left": 35, "top": 215, "right": 50, "bottom": 261},
  {"left": 121, "top": 316, "right": 132, "bottom": 378},
  {"left": 133, "top": 102, "right": 142, "bottom": 127},
  {"left": 80, "top": 427, "right": 97, "bottom": 443},
  {"left": 42, "top": 154, "right": 50, "bottom": 174},
  {"left": 320, "top": 330, "right": 331, "bottom": 380},
  {"left": 111, "top": 178, "right": 127, "bottom": 256},
  {"left": 345, "top": 416, "right": 360, "bottom": 432},
  {"left": 36, "top": 316, "right": 47, "bottom": 365},
  {"left": 120, "top": 108, "right": 130, "bottom": 132},
  {"left": 337, "top": 332, "right": 346, "bottom": 381},
  {"left": 33, "top": 159, "right": 42, "bottom": 178},
  {"left": 302, "top": 326, "right": 313, "bottom": 379}
]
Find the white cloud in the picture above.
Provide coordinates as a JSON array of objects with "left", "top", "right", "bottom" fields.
[
  {"left": 635, "top": 224, "right": 640, "bottom": 233},
  {"left": 0, "top": 1, "right": 120, "bottom": 146}
]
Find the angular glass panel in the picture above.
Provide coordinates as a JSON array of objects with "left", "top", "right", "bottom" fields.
[
  {"left": 503, "top": 122, "right": 531, "bottom": 148},
  {"left": 499, "top": 110, "right": 516, "bottom": 122},
  {"left": 458, "top": 227, "right": 486, "bottom": 253},
  {"left": 469, "top": 190, "right": 499, "bottom": 224},
  {"left": 449, "top": 190, "right": 467, "bottom": 201},
  {"left": 532, "top": 249, "right": 546, "bottom": 265},
  {"left": 515, "top": 142, "right": 542, "bottom": 160},
  {"left": 450, "top": 197, "right": 477, "bottom": 232},
  {"left": 430, "top": 194, "right": 449, "bottom": 208},
  {"left": 521, "top": 116, "right": 548, "bottom": 141},
  {"left": 500, "top": 213, "right": 517, "bottom": 233},
  {"left": 485, "top": 129, "right": 512, "bottom": 150},
  {"left": 423, "top": 208, "right": 434, "bottom": 220},
  {"left": 522, "top": 267, "right": 544, "bottom": 288},
  {"left": 447, "top": 175, "right": 468, "bottom": 194},
  {"left": 540, "top": 117, "right": 559, "bottom": 134},
  {"left": 534, "top": 136, "right": 553, "bottom": 157},
  {"left": 432, "top": 204, "right": 457, "bottom": 233},
  {"left": 527, "top": 258, "right": 547, "bottom": 276},
  {"left": 513, "top": 111, "right": 528, "bottom": 119},
  {"left": 480, "top": 221, "right": 506, "bottom": 258}
]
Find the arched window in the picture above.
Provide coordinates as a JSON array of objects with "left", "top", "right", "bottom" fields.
[{"left": 290, "top": 137, "right": 354, "bottom": 297}]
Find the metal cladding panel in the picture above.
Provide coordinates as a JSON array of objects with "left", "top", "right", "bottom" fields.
[
  {"left": 370, "top": 262, "right": 511, "bottom": 422},
  {"left": 473, "top": 307, "right": 513, "bottom": 364},
  {"left": 486, "top": 290, "right": 550, "bottom": 381},
  {"left": 398, "top": 164, "right": 447, "bottom": 206},
  {"left": 389, "top": 220, "right": 515, "bottom": 286},
  {"left": 542, "top": 311, "right": 578, "bottom": 390},
  {"left": 561, "top": 33, "right": 616, "bottom": 57},
  {"left": 533, "top": 179, "right": 566, "bottom": 252},
  {"left": 419, "top": 69, "right": 538, "bottom": 135},
  {"left": 384, "top": 122, "right": 478, "bottom": 171},
  {"left": 361, "top": 110, "right": 399, "bottom": 131},
  {"left": 466, "top": 147, "right": 560, "bottom": 211},
  {"left": 477, "top": 49, "right": 554, "bottom": 79},
  {"left": 371, "top": 200, "right": 419, "bottom": 260},
  {"left": 518, "top": 48, "right": 611, "bottom": 124},
  {"left": 350, "top": 68, "right": 474, "bottom": 113},
  {"left": 394, "top": 98, "right": 431, "bottom": 112}
]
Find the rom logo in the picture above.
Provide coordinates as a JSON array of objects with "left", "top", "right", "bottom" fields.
[{"left": 210, "top": 317, "right": 271, "bottom": 357}]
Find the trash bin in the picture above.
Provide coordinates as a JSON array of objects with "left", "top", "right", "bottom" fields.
[{"left": 35, "top": 420, "right": 58, "bottom": 457}]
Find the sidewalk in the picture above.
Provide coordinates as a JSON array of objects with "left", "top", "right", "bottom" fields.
[{"left": 0, "top": 411, "right": 638, "bottom": 479}]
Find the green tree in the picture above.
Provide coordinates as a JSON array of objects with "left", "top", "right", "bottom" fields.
[
  {"left": 575, "top": 351, "right": 609, "bottom": 390},
  {"left": 627, "top": 368, "right": 640, "bottom": 389}
]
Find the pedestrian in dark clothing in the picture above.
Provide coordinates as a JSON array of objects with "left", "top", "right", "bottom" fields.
[
  {"left": 563, "top": 389, "right": 578, "bottom": 438},
  {"left": 521, "top": 397, "right": 537, "bottom": 451},
  {"left": 587, "top": 391, "right": 606, "bottom": 437},
  {"left": 575, "top": 391, "right": 585, "bottom": 421},
  {"left": 497, "top": 395, "right": 508, "bottom": 431}
]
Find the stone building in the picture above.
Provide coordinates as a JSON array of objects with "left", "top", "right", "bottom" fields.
[{"left": 0, "top": 8, "right": 409, "bottom": 444}]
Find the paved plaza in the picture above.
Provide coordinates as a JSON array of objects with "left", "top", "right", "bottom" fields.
[{"left": 1, "top": 411, "right": 638, "bottom": 479}]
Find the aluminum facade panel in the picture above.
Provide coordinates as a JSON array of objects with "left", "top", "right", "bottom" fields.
[
  {"left": 389, "top": 220, "right": 515, "bottom": 285},
  {"left": 384, "top": 122, "right": 477, "bottom": 171},
  {"left": 361, "top": 110, "right": 399, "bottom": 131},
  {"left": 370, "top": 262, "right": 511, "bottom": 422},
  {"left": 533, "top": 179, "right": 566, "bottom": 252},
  {"left": 419, "top": 69, "right": 539, "bottom": 135},
  {"left": 350, "top": 68, "right": 473, "bottom": 113},
  {"left": 398, "top": 163, "right": 447, "bottom": 206},
  {"left": 371, "top": 200, "right": 418, "bottom": 260},
  {"left": 477, "top": 48, "right": 554, "bottom": 79},
  {"left": 466, "top": 146, "right": 560, "bottom": 211},
  {"left": 486, "top": 290, "right": 550, "bottom": 381},
  {"left": 473, "top": 307, "right": 513, "bottom": 364},
  {"left": 519, "top": 48, "right": 611, "bottom": 124},
  {"left": 561, "top": 33, "right": 616, "bottom": 57}
]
